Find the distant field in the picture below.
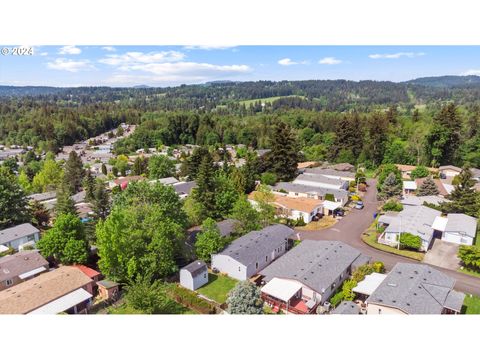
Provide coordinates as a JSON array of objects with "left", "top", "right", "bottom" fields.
[{"left": 239, "top": 95, "right": 306, "bottom": 107}]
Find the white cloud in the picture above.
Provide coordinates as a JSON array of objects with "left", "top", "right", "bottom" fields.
[
  {"left": 461, "top": 69, "right": 480, "bottom": 76},
  {"left": 102, "top": 46, "right": 116, "bottom": 52},
  {"left": 368, "top": 52, "right": 425, "bottom": 59},
  {"left": 99, "top": 50, "right": 251, "bottom": 84},
  {"left": 99, "top": 51, "right": 186, "bottom": 67},
  {"left": 318, "top": 57, "right": 342, "bottom": 65},
  {"left": 278, "top": 58, "right": 308, "bottom": 66},
  {"left": 47, "top": 58, "right": 95, "bottom": 72},
  {"left": 183, "top": 45, "right": 236, "bottom": 50},
  {"left": 39, "top": 52, "right": 48, "bottom": 56},
  {"left": 58, "top": 45, "right": 82, "bottom": 55}
]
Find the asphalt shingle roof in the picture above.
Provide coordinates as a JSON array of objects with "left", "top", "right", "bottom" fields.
[
  {"left": 182, "top": 260, "right": 207, "bottom": 277},
  {"left": 272, "top": 182, "right": 348, "bottom": 200},
  {"left": 0, "top": 223, "right": 40, "bottom": 246},
  {"left": 366, "top": 263, "right": 463, "bottom": 314},
  {"left": 331, "top": 301, "right": 360, "bottom": 314},
  {"left": 294, "top": 173, "right": 348, "bottom": 188},
  {"left": 303, "top": 168, "right": 355, "bottom": 179},
  {"left": 259, "top": 240, "right": 364, "bottom": 295},
  {"left": 218, "top": 224, "right": 294, "bottom": 266},
  {"left": 445, "top": 213, "right": 478, "bottom": 238},
  {"left": 0, "top": 251, "right": 48, "bottom": 282},
  {"left": 173, "top": 181, "right": 196, "bottom": 196}
]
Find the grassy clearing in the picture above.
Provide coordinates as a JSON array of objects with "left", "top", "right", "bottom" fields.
[
  {"left": 462, "top": 294, "right": 480, "bottom": 314},
  {"left": 239, "top": 95, "right": 306, "bottom": 107},
  {"left": 295, "top": 216, "right": 337, "bottom": 231},
  {"left": 197, "top": 273, "right": 238, "bottom": 304},
  {"left": 361, "top": 222, "right": 424, "bottom": 261}
]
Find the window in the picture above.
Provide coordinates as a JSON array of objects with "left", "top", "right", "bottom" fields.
[
  {"left": 255, "top": 262, "right": 258, "bottom": 269},
  {"left": 265, "top": 256, "right": 268, "bottom": 262},
  {"left": 204, "top": 273, "right": 207, "bottom": 279},
  {"left": 5, "top": 279, "right": 13, "bottom": 287},
  {"left": 238, "top": 267, "right": 241, "bottom": 272},
  {"left": 378, "top": 309, "right": 382, "bottom": 314}
]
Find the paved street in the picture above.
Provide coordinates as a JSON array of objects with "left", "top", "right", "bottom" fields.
[{"left": 296, "top": 179, "right": 480, "bottom": 296}]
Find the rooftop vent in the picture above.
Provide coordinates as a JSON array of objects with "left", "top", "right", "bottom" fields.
[{"left": 387, "top": 283, "right": 397, "bottom": 287}]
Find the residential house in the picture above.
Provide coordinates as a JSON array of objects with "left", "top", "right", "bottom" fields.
[
  {"left": 330, "top": 300, "right": 360, "bottom": 314},
  {"left": 439, "top": 165, "right": 462, "bottom": 178},
  {"left": 401, "top": 195, "right": 449, "bottom": 207},
  {"left": 186, "top": 219, "right": 239, "bottom": 253},
  {"left": 173, "top": 181, "right": 196, "bottom": 199},
  {"left": 108, "top": 175, "right": 145, "bottom": 190},
  {"left": 402, "top": 180, "right": 417, "bottom": 196},
  {"left": 180, "top": 260, "right": 208, "bottom": 291},
  {"left": 437, "top": 213, "right": 478, "bottom": 246},
  {"left": 0, "top": 223, "right": 40, "bottom": 251},
  {"left": 259, "top": 240, "right": 370, "bottom": 314},
  {"left": 0, "top": 266, "right": 94, "bottom": 314},
  {"left": 272, "top": 182, "right": 349, "bottom": 206},
  {"left": 248, "top": 191, "right": 323, "bottom": 223},
  {"left": 396, "top": 164, "right": 437, "bottom": 180},
  {"left": 293, "top": 173, "right": 349, "bottom": 190},
  {"left": 332, "top": 163, "right": 355, "bottom": 172},
  {"left": 303, "top": 167, "right": 356, "bottom": 182},
  {"left": 365, "top": 263, "right": 464, "bottom": 314},
  {"left": 377, "top": 206, "right": 441, "bottom": 251},
  {"left": 211, "top": 224, "right": 294, "bottom": 281},
  {"left": 297, "top": 161, "right": 319, "bottom": 172},
  {"left": 149, "top": 177, "right": 179, "bottom": 186},
  {"left": 73, "top": 265, "right": 101, "bottom": 295},
  {"left": 0, "top": 251, "right": 49, "bottom": 291}
]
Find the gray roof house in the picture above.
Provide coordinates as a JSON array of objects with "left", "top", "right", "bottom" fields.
[
  {"left": 180, "top": 260, "right": 208, "bottom": 291},
  {"left": 0, "top": 251, "right": 49, "bottom": 291},
  {"left": 211, "top": 224, "right": 294, "bottom": 281},
  {"left": 330, "top": 300, "right": 360, "bottom": 315},
  {"left": 293, "top": 173, "right": 349, "bottom": 190},
  {"left": 27, "top": 191, "right": 57, "bottom": 203},
  {"left": 378, "top": 205, "right": 441, "bottom": 251},
  {"left": 259, "top": 240, "right": 370, "bottom": 313},
  {"left": 272, "top": 182, "right": 349, "bottom": 205},
  {"left": 366, "top": 263, "right": 465, "bottom": 314},
  {"left": 441, "top": 213, "right": 478, "bottom": 246},
  {"left": 303, "top": 168, "right": 356, "bottom": 181},
  {"left": 173, "top": 181, "right": 196, "bottom": 198},
  {"left": 0, "top": 223, "right": 40, "bottom": 251},
  {"left": 400, "top": 195, "right": 449, "bottom": 207}
]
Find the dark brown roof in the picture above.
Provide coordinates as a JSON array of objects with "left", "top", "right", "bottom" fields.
[{"left": 0, "top": 251, "right": 48, "bottom": 282}]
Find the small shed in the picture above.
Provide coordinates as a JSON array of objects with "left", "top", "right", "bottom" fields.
[
  {"left": 97, "top": 280, "right": 120, "bottom": 301},
  {"left": 180, "top": 260, "right": 208, "bottom": 291}
]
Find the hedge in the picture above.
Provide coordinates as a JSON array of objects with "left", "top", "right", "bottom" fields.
[{"left": 168, "top": 284, "right": 217, "bottom": 314}]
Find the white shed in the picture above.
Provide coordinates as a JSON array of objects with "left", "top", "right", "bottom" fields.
[{"left": 180, "top": 260, "right": 208, "bottom": 291}]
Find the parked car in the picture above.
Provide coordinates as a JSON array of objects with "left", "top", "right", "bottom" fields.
[
  {"left": 355, "top": 201, "right": 364, "bottom": 209},
  {"left": 334, "top": 208, "right": 345, "bottom": 216}
]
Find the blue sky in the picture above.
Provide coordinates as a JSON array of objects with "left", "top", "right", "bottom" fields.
[{"left": 1, "top": 45, "right": 480, "bottom": 87}]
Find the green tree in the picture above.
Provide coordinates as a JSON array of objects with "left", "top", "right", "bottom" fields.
[
  {"left": 92, "top": 180, "right": 110, "bottom": 220},
  {"left": 183, "top": 196, "right": 205, "bottom": 226},
  {"left": 183, "top": 146, "right": 210, "bottom": 180},
  {"left": 83, "top": 170, "right": 95, "bottom": 202},
  {"left": 458, "top": 245, "right": 480, "bottom": 271},
  {"left": 410, "top": 166, "right": 430, "bottom": 180},
  {"left": 341, "top": 279, "right": 357, "bottom": 301},
  {"left": 2, "top": 157, "right": 18, "bottom": 174},
  {"left": 64, "top": 151, "right": 85, "bottom": 193},
  {"left": 267, "top": 121, "right": 299, "bottom": 181},
  {"left": 253, "top": 185, "right": 276, "bottom": 227},
  {"left": 55, "top": 177, "right": 77, "bottom": 216},
  {"left": 37, "top": 213, "right": 88, "bottom": 264},
  {"left": 399, "top": 233, "right": 422, "bottom": 250},
  {"left": 192, "top": 154, "right": 217, "bottom": 219},
  {"left": 195, "top": 218, "right": 224, "bottom": 262},
  {"left": 32, "top": 159, "right": 63, "bottom": 192},
  {"left": 132, "top": 156, "right": 149, "bottom": 176},
  {"left": 379, "top": 172, "right": 402, "bottom": 200},
  {"left": 215, "top": 172, "right": 240, "bottom": 218},
  {"left": 124, "top": 279, "right": 174, "bottom": 314},
  {"left": 441, "top": 167, "right": 480, "bottom": 217},
  {"left": 0, "top": 167, "right": 31, "bottom": 229},
  {"left": 227, "top": 280, "right": 264, "bottom": 314},
  {"left": 377, "top": 164, "right": 402, "bottom": 189},
  {"left": 229, "top": 196, "right": 261, "bottom": 234},
  {"left": 260, "top": 172, "right": 277, "bottom": 186},
  {"left": 101, "top": 163, "right": 108, "bottom": 176},
  {"left": 416, "top": 177, "right": 439, "bottom": 196}
]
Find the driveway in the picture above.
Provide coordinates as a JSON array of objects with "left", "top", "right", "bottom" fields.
[
  {"left": 423, "top": 240, "right": 460, "bottom": 270},
  {"left": 295, "top": 178, "right": 480, "bottom": 296}
]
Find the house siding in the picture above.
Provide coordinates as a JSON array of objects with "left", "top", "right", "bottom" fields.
[
  {"left": 180, "top": 269, "right": 208, "bottom": 290},
  {"left": 442, "top": 232, "right": 473, "bottom": 246},
  {"left": 3, "top": 232, "right": 40, "bottom": 251}
]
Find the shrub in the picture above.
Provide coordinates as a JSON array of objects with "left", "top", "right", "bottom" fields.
[
  {"left": 372, "top": 261, "right": 385, "bottom": 273},
  {"left": 351, "top": 194, "right": 362, "bottom": 202},
  {"left": 399, "top": 233, "right": 422, "bottom": 251},
  {"left": 168, "top": 284, "right": 217, "bottom": 314},
  {"left": 410, "top": 166, "right": 430, "bottom": 180},
  {"left": 295, "top": 217, "right": 306, "bottom": 227},
  {"left": 382, "top": 200, "right": 403, "bottom": 212},
  {"left": 358, "top": 183, "right": 367, "bottom": 192},
  {"left": 260, "top": 172, "right": 277, "bottom": 186},
  {"left": 341, "top": 279, "right": 358, "bottom": 301},
  {"left": 325, "top": 193, "right": 335, "bottom": 202},
  {"left": 458, "top": 245, "right": 480, "bottom": 271},
  {"left": 329, "top": 290, "right": 344, "bottom": 307}
]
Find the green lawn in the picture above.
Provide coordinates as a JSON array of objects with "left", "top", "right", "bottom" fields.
[
  {"left": 197, "top": 273, "right": 238, "bottom": 304},
  {"left": 362, "top": 222, "right": 425, "bottom": 261},
  {"left": 458, "top": 267, "right": 480, "bottom": 279},
  {"left": 462, "top": 294, "right": 480, "bottom": 314}
]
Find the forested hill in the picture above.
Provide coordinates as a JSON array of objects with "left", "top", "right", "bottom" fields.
[{"left": 1, "top": 76, "right": 480, "bottom": 111}]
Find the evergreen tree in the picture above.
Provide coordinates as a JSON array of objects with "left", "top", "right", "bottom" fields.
[
  {"left": 332, "top": 112, "right": 363, "bottom": 160},
  {"left": 30, "top": 200, "right": 50, "bottom": 228},
  {"left": 101, "top": 163, "right": 108, "bottom": 176},
  {"left": 379, "top": 172, "right": 402, "bottom": 200},
  {"left": 0, "top": 167, "right": 31, "bottom": 229},
  {"left": 267, "top": 122, "right": 299, "bottom": 181},
  {"left": 83, "top": 170, "right": 95, "bottom": 202},
  {"left": 227, "top": 281, "right": 264, "bottom": 314},
  {"left": 184, "top": 147, "right": 210, "bottom": 180},
  {"left": 416, "top": 177, "right": 439, "bottom": 196},
  {"left": 441, "top": 167, "right": 480, "bottom": 217},
  {"left": 92, "top": 180, "right": 110, "bottom": 220},
  {"left": 64, "top": 151, "right": 85, "bottom": 193},
  {"left": 132, "top": 156, "right": 149, "bottom": 176},
  {"left": 55, "top": 177, "right": 77, "bottom": 216},
  {"left": 242, "top": 152, "right": 258, "bottom": 193},
  {"left": 192, "top": 154, "right": 217, "bottom": 218}
]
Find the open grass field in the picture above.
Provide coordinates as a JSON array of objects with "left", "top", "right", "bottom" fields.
[
  {"left": 239, "top": 95, "right": 306, "bottom": 107},
  {"left": 197, "top": 273, "right": 238, "bottom": 304},
  {"left": 462, "top": 294, "right": 480, "bottom": 314}
]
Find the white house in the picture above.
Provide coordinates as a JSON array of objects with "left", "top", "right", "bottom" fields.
[
  {"left": 0, "top": 223, "right": 40, "bottom": 251},
  {"left": 439, "top": 165, "right": 462, "bottom": 178},
  {"left": 272, "top": 182, "right": 349, "bottom": 206},
  {"left": 180, "top": 260, "right": 208, "bottom": 291},
  {"left": 211, "top": 225, "right": 294, "bottom": 281},
  {"left": 293, "top": 173, "right": 349, "bottom": 190},
  {"left": 303, "top": 168, "right": 356, "bottom": 182},
  {"left": 441, "top": 213, "right": 477, "bottom": 246}
]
